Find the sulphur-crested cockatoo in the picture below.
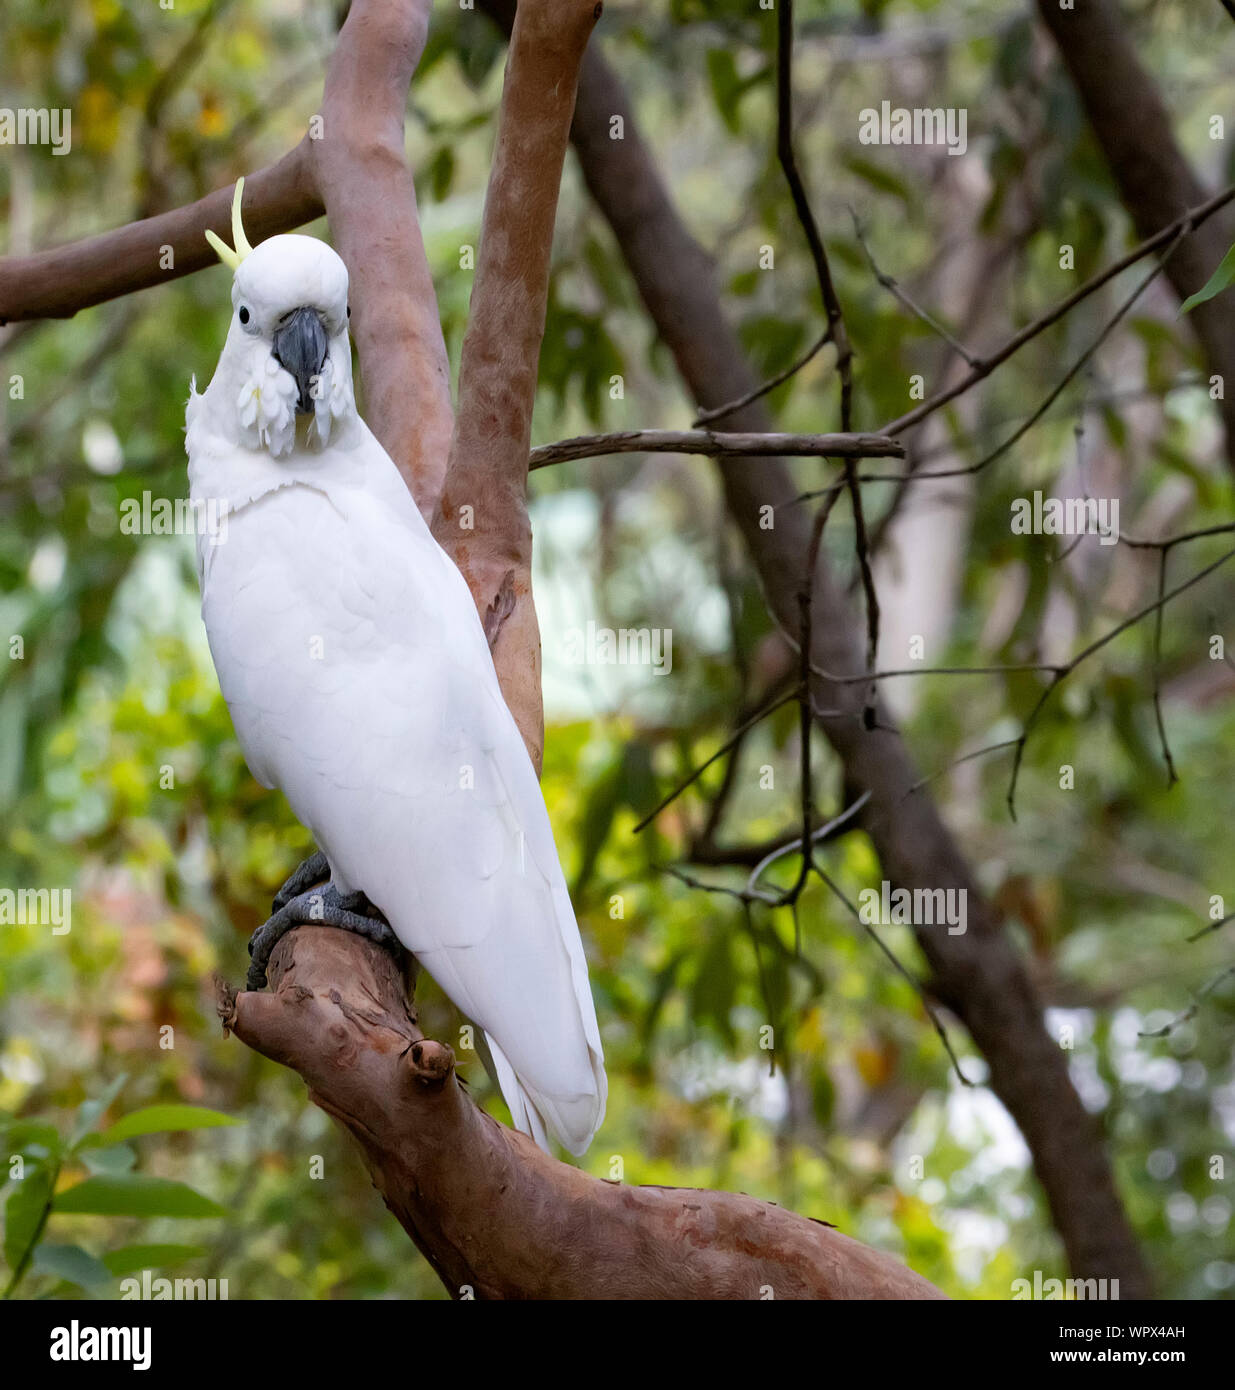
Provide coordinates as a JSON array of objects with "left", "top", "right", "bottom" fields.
[{"left": 186, "top": 181, "right": 605, "bottom": 1155}]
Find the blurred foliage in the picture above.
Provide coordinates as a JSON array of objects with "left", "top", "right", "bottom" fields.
[
  {"left": 1, "top": 0, "right": 1233, "bottom": 1300},
  {"left": 2, "top": 1081, "right": 237, "bottom": 1298}
]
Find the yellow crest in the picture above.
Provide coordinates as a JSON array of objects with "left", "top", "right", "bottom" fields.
[{"left": 205, "top": 177, "right": 255, "bottom": 271}]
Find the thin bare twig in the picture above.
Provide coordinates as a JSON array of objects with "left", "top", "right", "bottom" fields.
[
  {"left": 692, "top": 328, "right": 832, "bottom": 427},
  {"left": 850, "top": 208, "right": 980, "bottom": 366},
  {"left": 854, "top": 230, "right": 1185, "bottom": 488},
  {"left": 877, "top": 183, "right": 1235, "bottom": 439},
  {"left": 1138, "top": 965, "right": 1235, "bottom": 1037},
  {"left": 1149, "top": 548, "right": 1180, "bottom": 787},
  {"left": 528, "top": 429, "right": 903, "bottom": 469},
  {"left": 1005, "top": 544, "right": 1235, "bottom": 819}
]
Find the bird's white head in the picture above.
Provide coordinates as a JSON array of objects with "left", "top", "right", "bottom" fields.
[{"left": 202, "top": 178, "right": 356, "bottom": 457}]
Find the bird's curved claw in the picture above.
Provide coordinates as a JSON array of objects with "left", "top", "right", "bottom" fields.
[{"left": 246, "top": 881, "right": 400, "bottom": 991}]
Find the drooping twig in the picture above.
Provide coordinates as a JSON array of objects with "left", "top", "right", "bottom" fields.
[
  {"left": 1005, "top": 544, "right": 1235, "bottom": 818},
  {"left": 1149, "top": 548, "right": 1180, "bottom": 787},
  {"left": 850, "top": 208, "right": 980, "bottom": 366},
  {"left": 776, "top": 0, "right": 853, "bottom": 433},
  {"left": 692, "top": 328, "right": 832, "bottom": 427},
  {"left": 775, "top": 0, "right": 878, "bottom": 726}
]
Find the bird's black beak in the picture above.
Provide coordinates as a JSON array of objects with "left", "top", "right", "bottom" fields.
[{"left": 272, "top": 306, "right": 328, "bottom": 415}]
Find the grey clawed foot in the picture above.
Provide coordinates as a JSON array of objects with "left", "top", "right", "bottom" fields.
[
  {"left": 271, "top": 848, "right": 332, "bottom": 912},
  {"left": 246, "top": 882, "right": 401, "bottom": 991}
]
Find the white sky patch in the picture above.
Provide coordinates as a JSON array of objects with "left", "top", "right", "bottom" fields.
[
  {"left": 669, "top": 1040, "right": 788, "bottom": 1124},
  {"left": 892, "top": 1070, "right": 1030, "bottom": 1286},
  {"left": 532, "top": 489, "right": 729, "bottom": 721}
]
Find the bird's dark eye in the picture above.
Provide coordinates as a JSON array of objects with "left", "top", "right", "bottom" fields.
[{"left": 238, "top": 306, "right": 250, "bottom": 325}]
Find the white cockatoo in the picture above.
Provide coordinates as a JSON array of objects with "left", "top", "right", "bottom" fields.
[{"left": 186, "top": 181, "right": 606, "bottom": 1155}]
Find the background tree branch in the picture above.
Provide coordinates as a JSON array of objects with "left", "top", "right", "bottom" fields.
[
  {"left": 1034, "top": 0, "right": 1235, "bottom": 473},
  {"left": 542, "top": 13, "right": 1154, "bottom": 1296}
]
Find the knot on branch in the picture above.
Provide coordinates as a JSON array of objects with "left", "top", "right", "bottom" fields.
[{"left": 406, "top": 1039, "right": 455, "bottom": 1087}]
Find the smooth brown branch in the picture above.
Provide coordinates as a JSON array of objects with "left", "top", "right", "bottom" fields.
[
  {"left": 218, "top": 925, "right": 946, "bottom": 1300},
  {"left": 433, "top": 0, "right": 603, "bottom": 775},
  {"left": 0, "top": 144, "right": 321, "bottom": 324},
  {"left": 311, "top": 0, "right": 453, "bottom": 514},
  {"left": 530, "top": 429, "right": 905, "bottom": 469}
]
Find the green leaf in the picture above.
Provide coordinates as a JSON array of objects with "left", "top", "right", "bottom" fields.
[
  {"left": 102, "top": 1243, "right": 208, "bottom": 1277},
  {"left": 54, "top": 1175, "right": 225, "bottom": 1220},
  {"left": 841, "top": 154, "right": 913, "bottom": 206},
  {"left": 427, "top": 146, "right": 455, "bottom": 203},
  {"left": 690, "top": 925, "right": 737, "bottom": 1047},
  {"left": 4, "top": 1167, "right": 54, "bottom": 1271},
  {"left": 33, "top": 1242, "right": 111, "bottom": 1289},
  {"left": 0, "top": 1120, "right": 62, "bottom": 1158},
  {"left": 95, "top": 1105, "right": 241, "bottom": 1146},
  {"left": 706, "top": 48, "right": 742, "bottom": 134},
  {"left": 67, "top": 1075, "right": 128, "bottom": 1151},
  {"left": 81, "top": 1144, "right": 137, "bottom": 1175},
  {"left": 1180, "top": 241, "right": 1235, "bottom": 314}
]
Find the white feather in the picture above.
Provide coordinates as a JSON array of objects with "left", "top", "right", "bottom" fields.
[{"left": 187, "top": 234, "right": 606, "bottom": 1154}]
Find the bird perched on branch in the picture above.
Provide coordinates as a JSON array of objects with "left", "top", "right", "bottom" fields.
[{"left": 185, "top": 180, "right": 606, "bottom": 1155}]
